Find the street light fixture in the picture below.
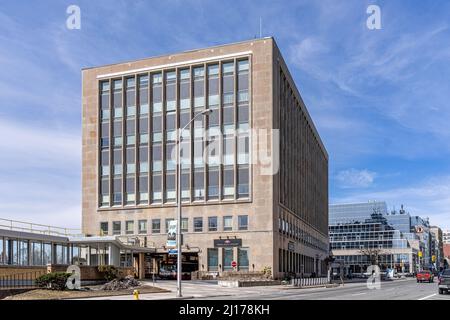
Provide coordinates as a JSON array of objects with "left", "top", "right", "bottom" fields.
[{"left": 176, "top": 108, "right": 212, "bottom": 298}]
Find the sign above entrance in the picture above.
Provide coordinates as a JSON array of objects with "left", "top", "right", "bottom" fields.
[{"left": 214, "top": 238, "right": 242, "bottom": 248}]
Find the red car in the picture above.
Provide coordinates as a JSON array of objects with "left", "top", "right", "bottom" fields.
[{"left": 416, "top": 271, "right": 434, "bottom": 283}]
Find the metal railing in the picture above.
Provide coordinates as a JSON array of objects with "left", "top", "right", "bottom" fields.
[
  {"left": 291, "top": 277, "right": 330, "bottom": 287},
  {"left": 0, "top": 218, "right": 82, "bottom": 237},
  {"left": 0, "top": 270, "right": 46, "bottom": 289}
]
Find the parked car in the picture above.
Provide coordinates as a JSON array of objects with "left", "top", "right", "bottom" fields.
[
  {"left": 438, "top": 269, "right": 450, "bottom": 294},
  {"left": 416, "top": 270, "right": 434, "bottom": 283}
]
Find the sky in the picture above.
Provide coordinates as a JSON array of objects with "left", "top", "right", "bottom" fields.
[{"left": 0, "top": 0, "right": 449, "bottom": 230}]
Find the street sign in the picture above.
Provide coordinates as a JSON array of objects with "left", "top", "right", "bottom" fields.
[
  {"left": 231, "top": 261, "right": 237, "bottom": 268},
  {"left": 168, "top": 249, "right": 178, "bottom": 255}
]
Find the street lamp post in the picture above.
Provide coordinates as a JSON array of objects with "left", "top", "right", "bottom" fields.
[{"left": 176, "top": 108, "right": 212, "bottom": 298}]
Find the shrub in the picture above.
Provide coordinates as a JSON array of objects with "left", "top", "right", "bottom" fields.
[
  {"left": 262, "top": 266, "right": 272, "bottom": 278},
  {"left": 35, "top": 272, "right": 71, "bottom": 290},
  {"left": 98, "top": 265, "right": 120, "bottom": 281}
]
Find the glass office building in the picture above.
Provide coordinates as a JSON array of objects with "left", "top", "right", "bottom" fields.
[{"left": 329, "top": 202, "right": 418, "bottom": 275}]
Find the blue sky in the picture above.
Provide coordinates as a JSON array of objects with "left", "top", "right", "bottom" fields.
[{"left": 0, "top": 0, "right": 449, "bottom": 229}]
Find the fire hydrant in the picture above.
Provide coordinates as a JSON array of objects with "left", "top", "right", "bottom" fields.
[{"left": 133, "top": 289, "right": 140, "bottom": 300}]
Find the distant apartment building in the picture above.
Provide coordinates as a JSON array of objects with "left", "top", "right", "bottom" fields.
[
  {"left": 430, "top": 226, "right": 444, "bottom": 270},
  {"left": 443, "top": 230, "right": 450, "bottom": 244},
  {"left": 329, "top": 202, "right": 423, "bottom": 275},
  {"left": 81, "top": 38, "right": 329, "bottom": 279}
]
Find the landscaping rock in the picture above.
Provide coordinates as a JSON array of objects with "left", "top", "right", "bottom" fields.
[{"left": 101, "top": 276, "right": 140, "bottom": 291}]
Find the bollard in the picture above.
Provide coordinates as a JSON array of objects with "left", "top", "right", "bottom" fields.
[{"left": 133, "top": 289, "right": 140, "bottom": 300}]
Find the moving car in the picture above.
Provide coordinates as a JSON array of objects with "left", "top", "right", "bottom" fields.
[
  {"left": 438, "top": 269, "right": 450, "bottom": 294},
  {"left": 416, "top": 270, "right": 434, "bottom": 283}
]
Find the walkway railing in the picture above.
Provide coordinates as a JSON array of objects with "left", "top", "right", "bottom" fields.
[
  {"left": 0, "top": 270, "right": 46, "bottom": 289},
  {"left": 0, "top": 218, "right": 82, "bottom": 237},
  {"left": 291, "top": 277, "right": 330, "bottom": 287}
]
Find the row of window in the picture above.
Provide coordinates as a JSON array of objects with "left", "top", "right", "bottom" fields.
[
  {"left": 278, "top": 216, "right": 328, "bottom": 252},
  {"left": 100, "top": 215, "right": 249, "bottom": 235},
  {"left": 207, "top": 247, "right": 249, "bottom": 271},
  {"left": 0, "top": 237, "right": 76, "bottom": 266},
  {"left": 99, "top": 59, "right": 250, "bottom": 208}
]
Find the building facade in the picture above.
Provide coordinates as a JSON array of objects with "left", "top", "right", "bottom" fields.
[
  {"left": 430, "top": 226, "right": 444, "bottom": 270},
  {"left": 329, "top": 202, "right": 419, "bottom": 275},
  {"left": 82, "top": 38, "right": 329, "bottom": 279}
]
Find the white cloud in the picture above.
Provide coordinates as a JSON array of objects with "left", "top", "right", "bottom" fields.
[
  {"left": 335, "top": 168, "right": 377, "bottom": 188},
  {"left": 0, "top": 118, "right": 80, "bottom": 170}
]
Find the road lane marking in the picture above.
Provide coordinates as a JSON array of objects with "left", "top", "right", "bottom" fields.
[
  {"left": 418, "top": 293, "right": 437, "bottom": 300},
  {"left": 351, "top": 292, "right": 367, "bottom": 296}
]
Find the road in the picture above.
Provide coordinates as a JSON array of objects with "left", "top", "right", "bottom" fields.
[{"left": 81, "top": 278, "right": 450, "bottom": 300}]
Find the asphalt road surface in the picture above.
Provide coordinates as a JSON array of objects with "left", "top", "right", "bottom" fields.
[
  {"left": 202, "top": 278, "right": 449, "bottom": 300},
  {"left": 81, "top": 278, "right": 450, "bottom": 300}
]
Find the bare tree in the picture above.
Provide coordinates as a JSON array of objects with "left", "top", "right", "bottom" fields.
[{"left": 359, "top": 248, "right": 385, "bottom": 266}]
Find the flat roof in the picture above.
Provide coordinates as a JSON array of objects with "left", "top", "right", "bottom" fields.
[{"left": 82, "top": 37, "right": 273, "bottom": 71}]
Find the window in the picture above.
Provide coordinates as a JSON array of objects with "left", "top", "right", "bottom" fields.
[
  {"left": 194, "top": 217, "right": 203, "bottom": 232},
  {"left": 179, "top": 69, "right": 190, "bottom": 109},
  {"left": 101, "top": 81, "right": 110, "bottom": 120},
  {"left": 238, "top": 248, "right": 249, "bottom": 271},
  {"left": 165, "top": 172, "right": 176, "bottom": 202},
  {"left": 152, "top": 144, "right": 162, "bottom": 172},
  {"left": 126, "top": 148, "right": 135, "bottom": 174},
  {"left": 222, "top": 62, "right": 234, "bottom": 105},
  {"left": 139, "top": 146, "right": 148, "bottom": 173},
  {"left": 126, "top": 119, "right": 136, "bottom": 145},
  {"left": 193, "top": 67, "right": 205, "bottom": 107},
  {"left": 208, "top": 64, "right": 219, "bottom": 107},
  {"left": 112, "top": 221, "right": 121, "bottom": 235},
  {"left": 138, "top": 75, "right": 149, "bottom": 114},
  {"left": 208, "top": 216, "right": 218, "bottom": 232},
  {"left": 238, "top": 166, "right": 249, "bottom": 198},
  {"left": 43, "top": 243, "right": 51, "bottom": 265},
  {"left": 223, "top": 216, "right": 233, "bottom": 231},
  {"left": 152, "top": 173, "right": 162, "bottom": 203},
  {"left": 126, "top": 77, "right": 136, "bottom": 117},
  {"left": 208, "top": 168, "right": 219, "bottom": 200},
  {"left": 181, "top": 170, "right": 190, "bottom": 201},
  {"left": 238, "top": 215, "right": 248, "bottom": 230},
  {"left": 113, "top": 121, "right": 123, "bottom": 146},
  {"left": 223, "top": 135, "right": 234, "bottom": 165},
  {"left": 101, "top": 150, "right": 110, "bottom": 176},
  {"left": 100, "top": 222, "right": 109, "bottom": 235},
  {"left": 126, "top": 177, "right": 135, "bottom": 204},
  {"left": 138, "top": 220, "right": 147, "bottom": 234},
  {"left": 0, "top": 238, "right": 4, "bottom": 264},
  {"left": 165, "top": 71, "right": 176, "bottom": 111},
  {"left": 207, "top": 248, "right": 218, "bottom": 271},
  {"left": 223, "top": 248, "right": 233, "bottom": 271},
  {"left": 113, "top": 178, "right": 122, "bottom": 205},
  {"left": 223, "top": 166, "right": 234, "bottom": 199},
  {"left": 152, "top": 73, "right": 162, "bottom": 112},
  {"left": 113, "top": 79, "right": 122, "bottom": 118},
  {"left": 181, "top": 218, "right": 189, "bottom": 233},
  {"left": 113, "top": 149, "right": 122, "bottom": 175},
  {"left": 139, "top": 175, "right": 148, "bottom": 203},
  {"left": 139, "top": 117, "right": 149, "bottom": 144},
  {"left": 194, "top": 169, "right": 204, "bottom": 200},
  {"left": 100, "top": 178, "right": 110, "bottom": 207},
  {"left": 101, "top": 122, "right": 110, "bottom": 149},
  {"left": 152, "top": 219, "right": 161, "bottom": 234},
  {"left": 31, "top": 242, "right": 42, "bottom": 266},
  {"left": 126, "top": 221, "right": 134, "bottom": 235}
]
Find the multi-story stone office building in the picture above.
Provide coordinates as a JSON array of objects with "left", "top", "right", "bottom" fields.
[{"left": 82, "top": 37, "right": 329, "bottom": 279}]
